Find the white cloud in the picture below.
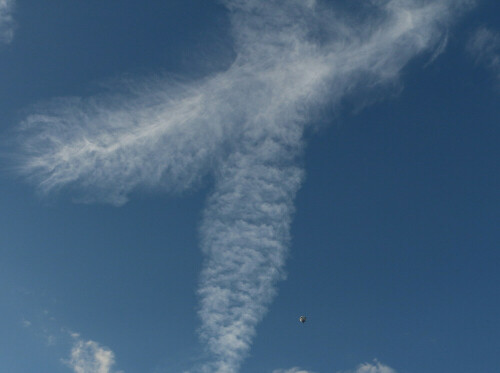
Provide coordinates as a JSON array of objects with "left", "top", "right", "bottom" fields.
[
  {"left": 467, "top": 27, "right": 500, "bottom": 80},
  {"left": 0, "top": 0, "right": 14, "bottom": 43},
  {"left": 16, "top": 1, "right": 473, "bottom": 372},
  {"left": 66, "top": 338, "right": 118, "bottom": 373}
]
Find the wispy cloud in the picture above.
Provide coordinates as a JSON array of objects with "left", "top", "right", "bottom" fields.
[
  {"left": 424, "top": 31, "right": 449, "bottom": 67},
  {"left": 467, "top": 27, "right": 500, "bottom": 81},
  {"left": 16, "top": 0, "right": 473, "bottom": 372},
  {"left": 21, "top": 318, "right": 32, "bottom": 328},
  {"left": 65, "top": 338, "right": 118, "bottom": 373},
  {"left": 275, "top": 361, "right": 396, "bottom": 373},
  {"left": 0, "top": 0, "right": 14, "bottom": 43},
  {"left": 18, "top": 308, "right": 119, "bottom": 373},
  {"left": 345, "top": 361, "right": 397, "bottom": 373},
  {"left": 273, "top": 368, "right": 316, "bottom": 373}
]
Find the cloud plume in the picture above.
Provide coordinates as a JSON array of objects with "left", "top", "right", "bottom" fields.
[{"left": 17, "top": 0, "right": 473, "bottom": 372}]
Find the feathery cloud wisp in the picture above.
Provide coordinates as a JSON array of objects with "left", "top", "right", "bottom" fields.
[
  {"left": 17, "top": 1, "right": 473, "bottom": 372},
  {"left": 467, "top": 27, "right": 500, "bottom": 81},
  {"left": 0, "top": 0, "right": 14, "bottom": 43}
]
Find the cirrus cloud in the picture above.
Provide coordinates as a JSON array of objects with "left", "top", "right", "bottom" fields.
[{"left": 16, "top": 1, "right": 474, "bottom": 372}]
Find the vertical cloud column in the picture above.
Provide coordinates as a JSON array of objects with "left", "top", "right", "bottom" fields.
[{"left": 198, "top": 130, "right": 304, "bottom": 373}]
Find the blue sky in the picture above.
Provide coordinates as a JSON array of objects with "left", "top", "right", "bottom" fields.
[{"left": 0, "top": 1, "right": 499, "bottom": 373}]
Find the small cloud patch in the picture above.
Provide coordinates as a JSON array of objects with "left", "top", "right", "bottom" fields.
[
  {"left": 21, "top": 318, "right": 32, "bottom": 328},
  {"left": 65, "top": 338, "right": 118, "bottom": 373}
]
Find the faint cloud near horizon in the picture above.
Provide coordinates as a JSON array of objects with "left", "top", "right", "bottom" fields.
[
  {"left": 467, "top": 27, "right": 500, "bottom": 81},
  {"left": 274, "top": 361, "right": 397, "bottom": 373},
  {"left": 273, "top": 368, "right": 316, "bottom": 373},
  {"left": 348, "top": 361, "right": 397, "bottom": 373}
]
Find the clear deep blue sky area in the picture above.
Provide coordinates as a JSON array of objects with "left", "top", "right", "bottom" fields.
[{"left": 0, "top": 1, "right": 499, "bottom": 373}]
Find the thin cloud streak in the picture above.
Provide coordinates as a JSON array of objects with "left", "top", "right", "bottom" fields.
[
  {"left": 16, "top": 1, "right": 472, "bottom": 372},
  {"left": 467, "top": 27, "right": 500, "bottom": 81},
  {"left": 0, "top": 0, "right": 14, "bottom": 43}
]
